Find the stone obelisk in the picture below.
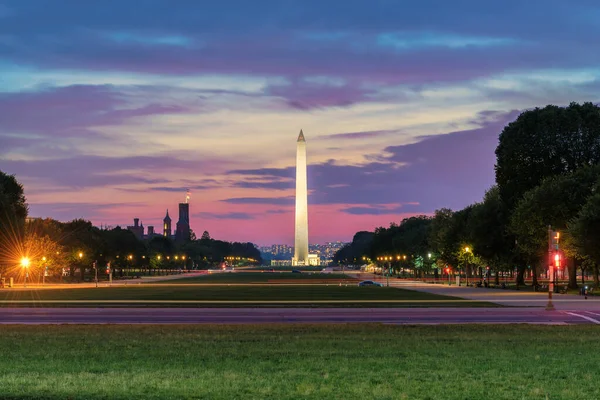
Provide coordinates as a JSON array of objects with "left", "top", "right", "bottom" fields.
[{"left": 294, "top": 130, "right": 309, "bottom": 266}]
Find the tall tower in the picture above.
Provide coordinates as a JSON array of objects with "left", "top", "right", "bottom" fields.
[
  {"left": 175, "top": 201, "right": 190, "bottom": 242},
  {"left": 293, "top": 129, "right": 309, "bottom": 266},
  {"left": 163, "top": 209, "right": 172, "bottom": 237}
]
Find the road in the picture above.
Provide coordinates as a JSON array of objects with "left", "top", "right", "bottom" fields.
[{"left": 1, "top": 307, "right": 599, "bottom": 325}]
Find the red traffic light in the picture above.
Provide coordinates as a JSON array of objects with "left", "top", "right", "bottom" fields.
[{"left": 554, "top": 253, "right": 561, "bottom": 268}]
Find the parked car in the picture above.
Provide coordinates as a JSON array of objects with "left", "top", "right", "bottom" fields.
[{"left": 358, "top": 280, "right": 383, "bottom": 287}]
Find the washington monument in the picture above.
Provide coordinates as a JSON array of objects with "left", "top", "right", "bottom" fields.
[{"left": 293, "top": 129, "right": 309, "bottom": 266}]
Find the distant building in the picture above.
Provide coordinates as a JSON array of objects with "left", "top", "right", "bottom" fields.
[
  {"left": 163, "top": 210, "right": 172, "bottom": 237},
  {"left": 175, "top": 202, "right": 190, "bottom": 242},
  {"left": 126, "top": 192, "right": 195, "bottom": 242},
  {"left": 147, "top": 226, "right": 156, "bottom": 237},
  {"left": 127, "top": 218, "right": 144, "bottom": 240}
]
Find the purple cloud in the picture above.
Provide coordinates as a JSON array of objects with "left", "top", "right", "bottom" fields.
[
  {"left": 322, "top": 129, "right": 402, "bottom": 140},
  {"left": 226, "top": 109, "right": 521, "bottom": 212},
  {"left": 341, "top": 203, "right": 419, "bottom": 215},
  {"left": 29, "top": 202, "right": 143, "bottom": 221},
  {"left": 196, "top": 212, "right": 254, "bottom": 220},
  {"left": 0, "top": 85, "right": 188, "bottom": 138},
  {"left": 232, "top": 180, "right": 294, "bottom": 190},
  {"left": 2, "top": 154, "right": 231, "bottom": 188},
  {"left": 264, "top": 79, "right": 377, "bottom": 110},
  {"left": 221, "top": 196, "right": 295, "bottom": 205},
  {"left": 3, "top": 1, "right": 599, "bottom": 87}
]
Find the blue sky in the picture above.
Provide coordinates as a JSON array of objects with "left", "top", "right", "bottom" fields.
[{"left": 1, "top": 0, "right": 599, "bottom": 244}]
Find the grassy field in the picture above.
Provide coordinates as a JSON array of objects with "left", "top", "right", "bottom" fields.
[
  {"left": 243, "top": 266, "right": 324, "bottom": 271},
  {"left": 0, "top": 285, "right": 496, "bottom": 307},
  {"left": 0, "top": 324, "right": 598, "bottom": 399},
  {"left": 161, "top": 271, "right": 351, "bottom": 284}
]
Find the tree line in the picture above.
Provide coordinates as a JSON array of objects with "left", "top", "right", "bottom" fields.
[
  {"left": 335, "top": 102, "right": 600, "bottom": 289},
  {"left": 0, "top": 173, "right": 262, "bottom": 281}
]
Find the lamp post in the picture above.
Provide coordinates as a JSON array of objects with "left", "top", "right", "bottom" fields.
[
  {"left": 78, "top": 251, "right": 84, "bottom": 282},
  {"left": 21, "top": 257, "right": 30, "bottom": 287},
  {"left": 93, "top": 260, "right": 98, "bottom": 288},
  {"left": 385, "top": 257, "right": 390, "bottom": 287},
  {"left": 464, "top": 247, "right": 471, "bottom": 286},
  {"left": 42, "top": 256, "right": 47, "bottom": 285}
]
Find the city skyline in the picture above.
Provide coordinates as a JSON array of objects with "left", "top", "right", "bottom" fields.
[{"left": 2, "top": 1, "right": 600, "bottom": 244}]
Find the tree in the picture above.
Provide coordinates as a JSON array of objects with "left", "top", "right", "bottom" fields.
[
  {"left": 59, "top": 219, "right": 105, "bottom": 281},
  {"left": 333, "top": 231, "right": 373, "bottom": 264},
  {"left": 430, "top": 207, "right": 475, "bottom": 272},
  {"left": 467, "top": 186, "right": 515, "bottom": 284},
  {"left": 569, "top": 192, "right": 600, "bottom": 287},
  {"left": 0, "top": 171, "right": 28, "bottom": 265},
  {"left": 510, "top": 166, "right": 600, "bottom": 287},
  {"left": 496, "top": 102, "right": 600, "bottom": 210},
  {"left": 201, "top": 231, "right": 211, "bottom": 241}
]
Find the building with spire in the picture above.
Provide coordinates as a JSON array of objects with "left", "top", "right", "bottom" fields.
[
  {"left": 175, "top": 196, "right": 191, "bottom": 242},
  {"left": 163, "top": 210, "right": 172, "bottom": 237}
]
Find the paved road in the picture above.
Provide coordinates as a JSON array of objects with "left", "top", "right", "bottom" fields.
[{"left": 1, "top": 307, "right": 599, "bottom": 325}]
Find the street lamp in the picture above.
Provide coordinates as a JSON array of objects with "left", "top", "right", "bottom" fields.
[
  {"left": 21, "top": 257, "right": 30, "bottom": 287},
  {"left": 464, "top": 247, "right": 471, "bottom": 286},
  {"left": 42, "top": 256, "right": 47, "bottom": 285}
]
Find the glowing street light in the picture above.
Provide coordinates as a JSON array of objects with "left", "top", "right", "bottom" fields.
[
  {"left": 21, "top": 257, "right": 30, "bottom": 287},
  {"left": 463, "top": 247, "right": 471, "bottom": 285},
  {"left": 78, "top": 252, "right": 84, "bottom": 259}
]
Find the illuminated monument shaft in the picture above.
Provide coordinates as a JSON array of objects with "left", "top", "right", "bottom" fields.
[{"left": 294, "top": 130, "right": 309, "bottom": 265}]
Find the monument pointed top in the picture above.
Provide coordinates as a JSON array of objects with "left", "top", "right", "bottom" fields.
[{"left": 297, "top": 129, "right": 306, "bottom": 142}]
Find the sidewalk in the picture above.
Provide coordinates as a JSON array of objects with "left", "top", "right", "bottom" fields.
[
  {"left": 1, "top": 271, "right": 204, "bottom": 290},
  {"left": 356, "top": 273, "right": 600, "bottom": 310}
]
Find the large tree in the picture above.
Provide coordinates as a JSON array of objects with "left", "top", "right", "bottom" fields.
[
  {"left": 496, "top": 102, "right": 600, "bottom": 210},
  {"left": 467, "top": 186, "right": 515, "bottom": 284},
  {"left": 569, "top": 192, "right": 600, "bottom": 287},
  {"left": 510, "top": 165, "right": 600, "bottom": 287},
  {"left": 0, "top": 171, "right": 28, "bottom": 265}
]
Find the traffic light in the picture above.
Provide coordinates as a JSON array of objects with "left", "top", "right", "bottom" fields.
[{"left": 554, "top": 253, "right": 561, "bottom": 268}]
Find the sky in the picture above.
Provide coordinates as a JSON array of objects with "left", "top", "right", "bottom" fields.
[{"left": 1, "top": 0, "right": 600, "bottom": 245}]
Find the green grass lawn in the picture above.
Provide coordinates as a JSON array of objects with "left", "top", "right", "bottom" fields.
[
  {"left": 0, "top": 285, "right": 496, "bottom": 307},
  {"left": 161, "top": 271, "right": 351, "bottom": 283},
  {"left": 0, "top": 324, "right": 598, "bottom": 399},
  {"left": 243, "top": 266, "right": 324, "bottom": 271}
]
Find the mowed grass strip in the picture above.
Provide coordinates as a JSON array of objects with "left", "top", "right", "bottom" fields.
[
  {"left": 0, "top": 324, "right": 598, "bottom": 400},
  {"left": 160, "top": 271, "right": 352, "bottom": 284},
  {"left": 0, "top": 286, "right": 496, "bottom": 307}
]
